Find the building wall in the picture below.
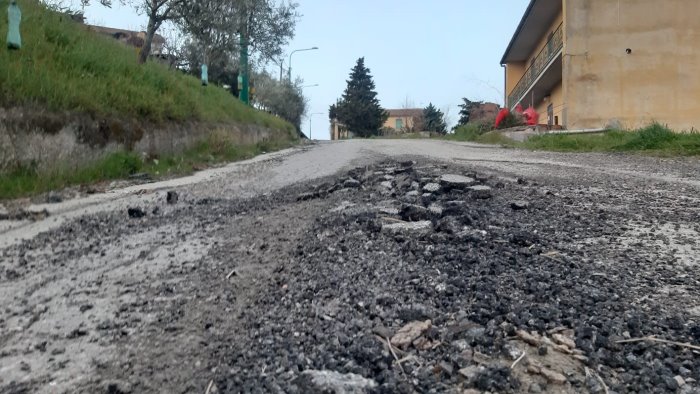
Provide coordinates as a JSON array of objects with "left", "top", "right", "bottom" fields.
[
  {"left": 564, "top": 0, "right": 700, "bottom": 130},
  {"left": 384, "top": 116, "right": 416, "bottom": 131},
  {"left": 535, "top": 82, "right": 564, "bottom": 126}
]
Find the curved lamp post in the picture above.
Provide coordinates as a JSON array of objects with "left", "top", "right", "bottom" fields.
[
  {"left": 288, "top": 47, "right": 318, "bottom": 81},
  {"left": 308, "top": 112, "right": 324, "bottom": 140}
]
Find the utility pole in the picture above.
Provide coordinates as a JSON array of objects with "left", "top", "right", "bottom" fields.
[
  {"left": 288, "top": 47, "right": 318, "bottom": 81},
  {"left": 308, "top": 112, "right": 323, "bottom": 140},
  {"left": 239, "top": 28, "right": 249, "bottom": 105},
  {"left": 238, "top": 1, "right": 251, "bottom": 105}
]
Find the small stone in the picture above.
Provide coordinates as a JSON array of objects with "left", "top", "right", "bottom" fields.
[
  {"left": 510, "top": 200, "right": 530, "bottom": 210},
  {"left": 552, "top": 333, "right": 576, "bottom": 349},
  {"left": 529, "top": 383, "right": 543, "bottom": 393},
  {"left": 344, "top": 178, "right": 361, "bottom": 188},
  {"left": 405, "top": 190, "right": 419, "bottom": 197},
  {"left": 516, "top": 330, "right": 541, "bottom": 346},
  {"left": 127, "top": 207, "right": 145, "bottom": 218},
  {"left": 79, "top": 304, "right": 94, "bottom": 313},
  {"left": 296, "top": 370, "right": 377, "bottom": 393},
  {"left": 438, "top": 361, "right": 454, "bottom": 376},
  {"left": 51, "top": 348, "right": 66, "bottom": 355},
  {"left": 382, "top": 220, "right": 432, "bottom": 233},
  {"left": 428, "top": 203, "right": 443, "bottom": 216},
  {"left": 452, "top": 339, "right": 470, "bottom": 352},
  {"left": 105, "top": 380, "right": 133, "bottom": 394},
  {"left": 469, "top": 185, "right": 492, "bottom": 199},
  {"left": 540, "top": 368, "right": 567, "bottom": 385},
  {"left": 537, "top": 345, "right": 548, "bottom": 356},
  {"left": 166, "top": 191, "right": 179, "bottom": 204},
  {"left": 380, "top": 181, "right": 392, "bottom": 189},
  {"left": 674, "top": 375, "right": 686, "bottom": 387},
  {"left": 665, "top": 376, "right": 680, "bottom": 390},
  {"left": 19, "top": 361, "right": 31, "bottom": 372},
  {"left": 34, "top": 341, "right": 47, "bottom": 352},
  {"left": 440, "top": 174, "right": 476, "bottom": 189},
  {"left": 458, "top": 365, "right": 482, "bottom": 381},
  {"left": 0, "top": 205, "right": 9, "bottom": 220},
  {"left": 399, "top": 204, "right": 430, "bottom": 221},
  {"left": 390, "top": 320, "right": 432, "bottom": 349},
  {"left": 423, "top": 183, "right": 441, "bottom": 193},
  {"left": 371, "top": 325, "right": 393, "bottom": 340},
  {"left": 47, "top": 191, "right": 63, "bottom": 204}
]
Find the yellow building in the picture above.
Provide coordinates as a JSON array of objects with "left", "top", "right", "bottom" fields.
[
  {"left": 383, "top": 109, "right": 424, "bottom": 133},
  {"left": 329, "top": 108, "right": 424, "bottom": 139},
  {"left": 502, "top": 0, "right": 700, "bottom": 131}
]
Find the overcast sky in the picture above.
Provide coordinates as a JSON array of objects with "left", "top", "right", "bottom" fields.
[{"left": 81, "top": 1, "right": 529, "bottom": 140}]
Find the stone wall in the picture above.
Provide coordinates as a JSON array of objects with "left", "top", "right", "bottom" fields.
[{"left": 0, "top": 107, "right": 293, "bottom": 173}]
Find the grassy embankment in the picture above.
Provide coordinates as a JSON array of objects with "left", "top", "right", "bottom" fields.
[
  {"left": 450, "top": 123, "right": 700, "bottom": 156},
  {"left": 0, "top": 1, "right": 297, "bottom": 200}
]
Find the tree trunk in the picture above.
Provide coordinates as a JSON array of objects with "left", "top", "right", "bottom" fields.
[{"left": 139, "top": 15, "right": 158, "bottom": 64}]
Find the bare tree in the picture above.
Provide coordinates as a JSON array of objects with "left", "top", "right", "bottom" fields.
[{"left": 129, "top": 0, "right": 185, "bottom": 64}]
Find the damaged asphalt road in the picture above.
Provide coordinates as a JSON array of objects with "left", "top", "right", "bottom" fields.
[{"left": 1, "top": 140, "right": 700, "bottom": 393}]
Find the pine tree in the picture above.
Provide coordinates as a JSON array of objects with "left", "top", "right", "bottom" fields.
[
  {"left": 456, "top": 97, "right": 483, "bottom": 127},
  {"left": 332, "top": 58, "right": 388, "bottom": 137},
  {"left": 423, "top": 103, "right": 447, "bottom": 134}
]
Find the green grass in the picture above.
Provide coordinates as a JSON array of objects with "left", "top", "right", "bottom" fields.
[
  {"left": 447, "top": 122, "right": 700, "bottom": 156},
  {"left": 0, "top": 0, "right": 292, "bottom": 132},
  {"left": 523, "top": 123, "right": 700, "bottom": 155},
  {"left": 448, "top": 123, "right": 494, "bottom": 142},
  {"left": 0, "top": 133, "right": 296, "bottom": 200}
]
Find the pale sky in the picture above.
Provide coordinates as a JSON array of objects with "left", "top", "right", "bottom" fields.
[{"left": 80, "top": 1, "right": 529, "bottom": 140}]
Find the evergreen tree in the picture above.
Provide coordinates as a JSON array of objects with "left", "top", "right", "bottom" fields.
[
  {"left": 332, "top": 58, "right": 388, "bottom": 137},
  {"left": 456, "top": 97, "right": 483, "bottom": 127},
  {"left": 423, "top": 103, "right": 447, "bottom": 134}
]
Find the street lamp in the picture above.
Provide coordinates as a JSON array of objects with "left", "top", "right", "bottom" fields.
[
  {"left": 308, "top": 112, "right": 323, "bottom": 140},
  {"left": 288, "top": 47, "right": 318, "bottom": 81}
]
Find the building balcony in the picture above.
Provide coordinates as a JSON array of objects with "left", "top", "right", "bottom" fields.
[{"left": 507, "top": 22, "right": 563, "bottom": 109}]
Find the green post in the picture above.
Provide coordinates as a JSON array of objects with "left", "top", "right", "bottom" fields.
[{"left": 239, "top": 31, "right": 249, "bottom": 105}]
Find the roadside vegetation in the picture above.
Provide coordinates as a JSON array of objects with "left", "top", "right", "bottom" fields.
[
  {"left": 449, "top": 122, "right": 700, "bottom": 156},
  {"left": 0, "top": 135, "right": 296, "bottom": 200},
  {"left": 0, "top": 0, "right": 292, "bottom": 131}
]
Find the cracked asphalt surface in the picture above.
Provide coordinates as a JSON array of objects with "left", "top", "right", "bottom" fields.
[{"left": 1, "top": 140, "right": 699, "bottom": 393}]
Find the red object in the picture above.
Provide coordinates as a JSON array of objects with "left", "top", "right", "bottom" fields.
[
  {"left": 515, "top": 104, "right": 524, "bottom": 114},
  {"left": 522, "top": 107, "right": 539, "bottom": 126},
  {"left": 495, "top": 108, "right": 510, "bottom": 128}
]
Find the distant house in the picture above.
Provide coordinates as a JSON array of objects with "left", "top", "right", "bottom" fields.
[
  {"left": 383, "top": 108, "right": 424, "bottom": 133},
  {"left": 329, "top": 108, "right": 425, "bottom": 139},
  {"left": 86, "top": 25, "right": 166, "bottom": 56},
  {"left": 329, "top": 119, "right": 350, "bottom": 140}
]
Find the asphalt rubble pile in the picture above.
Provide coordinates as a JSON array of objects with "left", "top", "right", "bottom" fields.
[{"left": 212, "top": 160, "right": 700, "bottom": 393}]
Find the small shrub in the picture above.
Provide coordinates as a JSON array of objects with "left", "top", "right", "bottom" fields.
[{"left": 614, "top": 123, "right": 677, "bottom": 150}]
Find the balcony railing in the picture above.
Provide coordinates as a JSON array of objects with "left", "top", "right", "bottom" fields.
[{"left": 507, "top": 22, "right": 563, "bottom": 108}]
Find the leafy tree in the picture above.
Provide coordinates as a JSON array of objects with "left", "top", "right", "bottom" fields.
[
  {"left": 333, "top": 58, "right": 387, "bottom": 138},
  {"left": 423, "top": 103, "right": 447, "bottom": 134},
  {"left": 253, "top": 72, "right": 307, "bottom": 132},
  {"left": 456, "top": 97, "right": 483, "bottom": 127}
]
